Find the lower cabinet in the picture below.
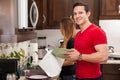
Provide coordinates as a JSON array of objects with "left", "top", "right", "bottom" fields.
[{"left": 101, "top": 64, "right": 120, "bottom": 80}]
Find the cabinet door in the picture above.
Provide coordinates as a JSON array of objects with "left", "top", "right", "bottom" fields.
[
  {"left": 46, "top": 0, "right": 74, "bottom": 29},
  {"left": 28, "top": 0, "right": 44, "bottom": 29},
  {"left": 46, "top": 0, "right": 99, "bottom": 29},
  {"left": 101, "top": 64, "right": 120, "bottom": 80},
  {"left": 100, "top": 0, "right": 120, "bottom": 19}
]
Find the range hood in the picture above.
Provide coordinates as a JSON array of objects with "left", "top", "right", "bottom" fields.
[{"left": 0, "top": 0, "right": 37, "bottom": 43}]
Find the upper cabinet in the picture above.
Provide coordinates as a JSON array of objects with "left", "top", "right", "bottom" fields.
[
  {"left": 28, "top": 0, "right": 44, "bottom": 29},
  {"left": 33, "top": 0, "right": 100, "bottom": 29},
  {"left": 29, "top": 0, "right": 75, "bottom": 29},
  {"left": 100, "top": 0, "right": 120, "bottom": 19},
  {"left": 46, "top": 0, "right": 75, "bottom": 29}
]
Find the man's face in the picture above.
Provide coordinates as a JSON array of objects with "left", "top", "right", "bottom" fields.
[{"left": 73, "top": 6, "right": 90, "bottom": 25}]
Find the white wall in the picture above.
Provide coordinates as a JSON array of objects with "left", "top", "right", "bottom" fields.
[{"left": 99, "top": 20, "right": 120, "bottom": 52}]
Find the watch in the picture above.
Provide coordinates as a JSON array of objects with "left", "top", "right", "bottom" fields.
[{"left": 78, "top": 54, "right": 82, "bottom": 61}]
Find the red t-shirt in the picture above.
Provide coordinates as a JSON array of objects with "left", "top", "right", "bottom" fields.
[{"left": 74, "top": 24, "right": 107, "bottom": 79}]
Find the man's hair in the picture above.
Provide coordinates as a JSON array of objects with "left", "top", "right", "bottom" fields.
[{"left": 73, "top": 2, "right": 90, "bottom": 13}]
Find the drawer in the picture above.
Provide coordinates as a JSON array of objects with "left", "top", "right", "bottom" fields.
[{"left": 101, "top": 64, "right": 120, "bottom": 74}]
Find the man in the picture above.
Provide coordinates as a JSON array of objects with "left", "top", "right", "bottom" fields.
[{"left": 64, "top": 2, "right": 108, "bottom": 80}]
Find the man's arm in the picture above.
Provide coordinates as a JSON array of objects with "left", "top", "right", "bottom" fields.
[{"left": 65, "top": 44, "right": 108, "bottom": 63}]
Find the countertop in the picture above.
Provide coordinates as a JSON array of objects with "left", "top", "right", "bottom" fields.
[
  {"left": 101, "top": 60, "right": 120, "bottom": 64},
  {"left": 19, "top": 60, "right": 120, "bottom": 80},
  {"left": 101, "top": 52, "right": 120, "bottom": 64}
]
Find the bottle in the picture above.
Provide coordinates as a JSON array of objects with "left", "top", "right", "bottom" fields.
[{"left": 32, "top": 52, "right": 38, "bottom": 66}]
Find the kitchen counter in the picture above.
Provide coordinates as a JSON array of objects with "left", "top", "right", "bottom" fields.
[
  {"left": 101, "top": 52, "right": 120, "bottom": 64},
  {"left": 18, "top": 59, "right": 120, "bottom": 80},
  {"left": 19, "top": 75, "right": 59, "bottom": 80},
  {"left": 101, "top": 60, "right": 120, "bottom": 64}
]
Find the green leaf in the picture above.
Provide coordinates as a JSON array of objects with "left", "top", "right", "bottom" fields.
[
  {"left": 14, "top": 51, "right": 20, "bottom": 59},
  {"left": 20, "top": 48, "right": 25, "bottom": 57},
  {"left": 0, "top": 54, "right": 7, "bottom": 58},
  {"left": 10, "top": 52, "right": 14, "bottom": 58}
]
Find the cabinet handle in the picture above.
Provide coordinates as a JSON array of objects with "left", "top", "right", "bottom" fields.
[
  {"left": 43, "top": 14, "right": 46, "bottom": 24},
  {"left": 30, "top": 0, "right": 39, "bottom": 28},
  {"left": 118, "top": 68, "right": 120, "bottom": 70},
  {"left": 118, "top": 5, "right": 120, "bottom": 14},
  {"left": 70, "top": 15, "right": 73, "bottom": 19}
]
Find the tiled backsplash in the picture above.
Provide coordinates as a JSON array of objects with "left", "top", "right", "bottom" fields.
[
  {"left": 0, "top": 41, "right": 30, "bottom": 56},
  {"left": 0, "top": 41, "right": 38, "bottom": 57},
  {"left": 36, "top": 29, "right": 80, "bottom": 48},
  {"left": 100, "top": 20, "right": 120, "bottom": 52},
  {"left": 36, "top": 29, "right": 63, "bottom": 48}
]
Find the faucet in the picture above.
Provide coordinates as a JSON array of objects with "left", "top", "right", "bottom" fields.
[{"left": 108, "top": 46, "right": 114, "bottom": 53}]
